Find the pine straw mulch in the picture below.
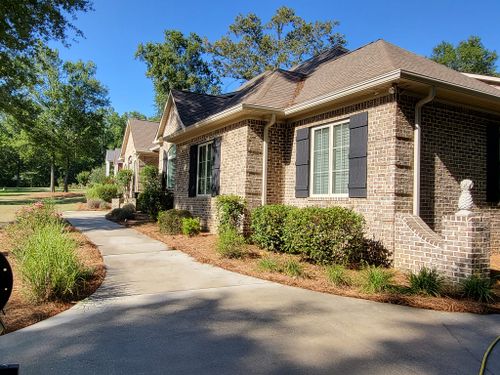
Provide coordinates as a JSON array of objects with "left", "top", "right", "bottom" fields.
[
  {"left": 122, "top": 219, "right": 500, "bottom": 315},
  {"left": 0, "top": 227, "right": 105, "bottom": 334}
]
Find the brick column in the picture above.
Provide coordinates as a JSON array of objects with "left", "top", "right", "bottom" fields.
[{"left": 441, "top": 213, "right": 490, "bottom": 283}]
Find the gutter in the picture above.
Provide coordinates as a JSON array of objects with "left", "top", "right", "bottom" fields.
[
  {"left": 261, "top": 114, "right": 277, "bottom": 205},
  {"left": 413, "top": 86, "right": 436, "bottom": 216}
]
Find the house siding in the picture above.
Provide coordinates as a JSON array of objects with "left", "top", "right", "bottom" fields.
[
  {"left": 276, "top": 94, "right": 400, "bottom": 251},
  {"left": 173, "top": 119, "right": 266, "bottom": 229}
]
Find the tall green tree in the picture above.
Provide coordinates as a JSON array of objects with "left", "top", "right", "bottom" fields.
[
  {"left": 209, "top": 6, "right": 346, "bottom": 80},
  {"left": 136, "top": 31, "right": 221, "bottom": 114},
  {"left": 430, "top": 36, "right": 498, "bottom": 75},
  {"left": 30, "top": 47, "right": 109, "bottom": 191},
  {"left": 104, "top": 109, "right": 148, "bottom": 149},
  {"left": 0, "top": 0, "right": 92, "bottom": 119}
]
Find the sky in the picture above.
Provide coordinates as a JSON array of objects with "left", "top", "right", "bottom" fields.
[{"left": 50, "top": 0, "right": 500, "bottom": 118}]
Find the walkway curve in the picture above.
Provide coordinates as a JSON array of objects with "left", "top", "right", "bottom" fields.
[{"left": 0, "top": 211, "right": 499, "bottom": 374}]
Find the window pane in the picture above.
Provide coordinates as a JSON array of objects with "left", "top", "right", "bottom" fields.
[
  {"left": 313, "top": 127, "right": 329, "bottom": 194},
  {"left": 332, "top": 124, "right": 350, "bottom": 195}
]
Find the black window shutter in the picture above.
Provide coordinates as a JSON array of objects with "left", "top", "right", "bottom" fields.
[
  {"left": 348, "top": 112, "right": 368, "bottom": 198},
  {"left": 188, "top": 144, "right": 198, "bottom": 197},
  {"left": 487, "top": 124, "right": 500, "bottom": 202},
  {"left": 211, "top": 137, "right": 221, "bottom": 196},
  {"left": 295, "top": 127, "right": 310, "bottom": 198}
]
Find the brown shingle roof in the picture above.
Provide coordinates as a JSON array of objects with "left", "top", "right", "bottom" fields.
[
  {"left": 129, "top": 118, "right": 159, "bottom": 152},
  {"left": 169, "top": 39, "right": 500, "bottom": 128}
]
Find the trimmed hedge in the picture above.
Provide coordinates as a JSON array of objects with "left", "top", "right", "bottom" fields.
[
  {"left": 86, "top": 183, "right": 118, "bottom": 203},
  {"left": 250, "top": 204, "right": 294, "bottom": 252},
  {"left": 282, "top": 206, "right": 364, "bottom": 264},
  {"left": 105, "top": 204, "right": 135, "bottom": 221},
  {"left": 250, "top": 205, "right": 388, "bottom": 266},
  {"left": 158, "top": 209, "right": 192, "bottom": 235}
]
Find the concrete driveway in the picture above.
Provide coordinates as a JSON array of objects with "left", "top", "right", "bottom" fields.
[{"left": 0, "top": 211, "right": 499, "bottom": 374}]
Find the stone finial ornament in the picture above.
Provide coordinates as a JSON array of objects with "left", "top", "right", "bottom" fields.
[{"left": 457, "top": 179, "right": 474, "bottom": 214}]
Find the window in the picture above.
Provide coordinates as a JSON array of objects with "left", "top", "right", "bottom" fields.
[
  {"left": 164, "top": 145, "right": 176, "bottom": 190},
  {"left": 310, "top": 121, "right": 350, "bottom": 196},
  {"left": 197, "top": 141, "right": 213, "bottom": 196}
]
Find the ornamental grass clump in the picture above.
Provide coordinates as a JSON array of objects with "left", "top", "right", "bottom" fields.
[
  {"left": 460, "top": 275, "right": 495, "bottom": 303},
  {"left": 282, "top": 259, "right": 304, "bottom": 277},
  {"left": 12, "top": 222, "right": 90, "bottom": 302},
  {"left": 408, "top": 267, "right": 444, "bottom": 297},
  {"left": 326, "top": 264, "right": 351, "bottom": 287},
  {"left": 361, "top": 266, "right": 395, "bottom": 294},
  {"left": 257, "top": 257, "right": 279, "bottom": 272}
]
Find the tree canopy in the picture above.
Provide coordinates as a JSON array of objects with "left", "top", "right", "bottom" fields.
[
  {"left": 209, "top": 6, "right": 345, "bottom": 81},
  {"left": 430, "top": 36, "right": 498, "bottom": 76},
  {"left": 0, "top": 0, "right": 92, "bottom": 120},
  {"left": 136, "top": 7, "right": 345, "bottom": 112},
  {"left": 136, "top": 30, "right": 221, "bottom": 114}
]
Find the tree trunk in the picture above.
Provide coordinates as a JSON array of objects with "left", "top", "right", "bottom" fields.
[
  {"left": 16, "top": 158, "right": 21, "bottom": 187},
  {"left": 50, "top": 157, "right": 55, "bottom": 192},
  {"left": 63, "top": 157, "right": 70, "bottom": 192}
]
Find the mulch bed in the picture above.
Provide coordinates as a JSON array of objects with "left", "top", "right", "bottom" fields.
[
  {"left": 1, "top": 227, "right": 105, "bottom": 334},
  {"left": 122, "top": 218, "right": 500, "bottom": 314}
]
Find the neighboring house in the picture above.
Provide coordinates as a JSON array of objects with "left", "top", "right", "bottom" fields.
[
  {"left": 105, "top": 148, "right": 123, "bottom": 177},
  {"left": 463, "top": 72, "right": 500, "bottom": 91},
  {"left": 154, "top": 40, "right": 500, "bottom": 266},
  {"left": 119, "top": 118, "right": 160, "bottom": 194}
]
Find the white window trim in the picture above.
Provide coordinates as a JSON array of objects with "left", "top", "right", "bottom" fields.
[
  {"left": 165, "top": 145, "right": 176, "bottom": 190},
  {"left": 196, "top": 140, "right": 213, "bottom": 197},
  {"left": 309, "top": 120, "right": 350, "bottom": 198}
]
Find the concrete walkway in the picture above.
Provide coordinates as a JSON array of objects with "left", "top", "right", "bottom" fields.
[{"left": 0, "top": 211, "right": 499, "bottom": 374}]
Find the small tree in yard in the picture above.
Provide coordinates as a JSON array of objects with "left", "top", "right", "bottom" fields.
[
  {"left": 116, "top": 169, "right": 133, "bottom": 198},
  {"left": 138, "top": 165, "right": 172, "bottom": 219}
]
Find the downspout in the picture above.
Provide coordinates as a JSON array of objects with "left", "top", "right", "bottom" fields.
[
  {"left": 262, "top": 114, "right": 277, "bottom": 205},
  {"left": 413, "top": 86, "right": 436, "bottom": 216}
]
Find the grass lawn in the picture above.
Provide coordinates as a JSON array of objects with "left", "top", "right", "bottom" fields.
[{"left": 0, "top": 187, "right": 85, "bottom": 224}]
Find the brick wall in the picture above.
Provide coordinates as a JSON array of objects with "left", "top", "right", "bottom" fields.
[
  {"left": 275, "top": 94, "right": 400, "bottom": 251},
  {"left": 395, "top": 212, "right": 490, "bottom": 284},
  {"left": 173, "top": 119, "right": 266, "bottom": 230},
  {"left": 397, "top": 94, "right": 500, "bottom": 253}
]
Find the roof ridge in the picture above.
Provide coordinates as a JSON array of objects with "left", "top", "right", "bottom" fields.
[{"left": 171, "top": 89, "right": 231, "bottom": 99}]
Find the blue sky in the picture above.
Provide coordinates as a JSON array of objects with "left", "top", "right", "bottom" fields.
[{"left": 51, "top": 0, "right": 500, "bottom": 117}]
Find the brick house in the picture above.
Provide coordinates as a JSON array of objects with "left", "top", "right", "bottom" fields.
[
  {"left": 153, "top": 40, "right": 500, "bottom": 277},
  {"left": 119, "top": 118, "right": 160, "bottom": 194}
]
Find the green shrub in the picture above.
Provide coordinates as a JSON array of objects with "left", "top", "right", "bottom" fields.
[
  {"left": 86, "top": 183, "right": 118, "bottom": 203},
  {"left": 86, "top": 199, "right": 106, "bottom": 210},
  {"left": 258, "top": 257, "right": 279, "bottom": 272},
  {"left": 251, "top": 205, "right": 293, "bottom": 252},
  {"left": 353, "top": 239, "right": 392, "bottom": 268},
  {"left": 157, "top": 209, "right": 193, "bottom": 235},
  {"left": 14, "top": 200, "right": 61, "bottom": 233},
  {"left": 116, "top": 169, "right": 133, "bottom": 197},
  {"left": 215, "top": 195, "right": 246, "bottom": 233},
  {"left": 182, "top": 217, "right": 201, "bottom": 237},
  {"left": 361, "top": 266, "right": 395, "bottom": 294},
  {"left": 326, "top": 264, "right": 351, "bottom": 287},
  {"left": 88, "top": 166, "right": 109, "bottom": 186},
  {"left": 282, "top": 259, "right": 304, "bottom": 277},
  {"left": 408, "top": 267, "right": 444, "bottom": 296},
  {"left": 216, "top": 226, "right": 246, "bottom": 258},
  {"left": 106, "top": 204, "right": 135, "bottom": 221},
  {"left": 282, "top": 206, "right": 364, "bottom": 265},
  {"left": 460, "top": 275, "right": 495, "bottom": 303},
  {"left": 137, "top": 166, "right": 173, "bottom": 219},
  {"left": 76, "top": 171, "right": 91, "bottom": 187},
  {"left": 13, "top": 223, "right": 89, "bottom": 302}
]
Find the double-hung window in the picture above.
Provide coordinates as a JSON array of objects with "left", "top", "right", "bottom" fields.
[
  {"left": 197, "top": 141, "right": 213, "bottom": 196},
  {"left": 310, "top": 120, "right": 350, "bottom": 196},
  {"left": 165, "top": 145, "right": 176, "bottom": 190}
]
